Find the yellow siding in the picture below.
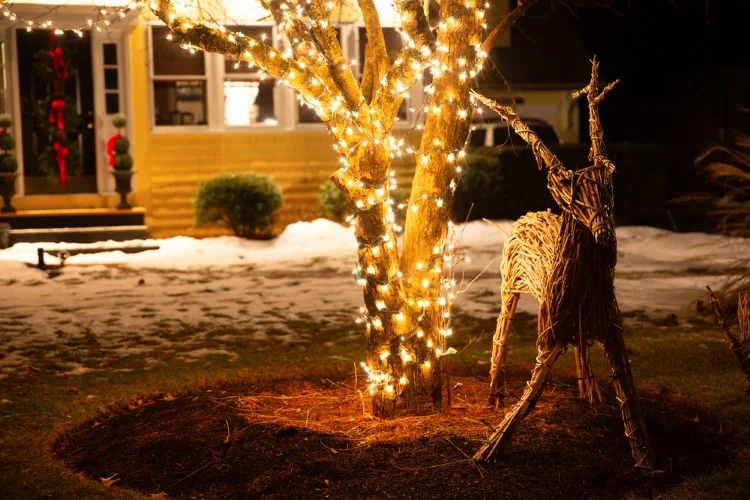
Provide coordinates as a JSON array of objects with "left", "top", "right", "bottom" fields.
[
  {"left": 127, "top": 18, "right": 416, "bottom": 238},
  {"left": 128, "top": 20, "right": 326, "bottom": 237},
  {"left": 144, "top": 131, "right": 341, "bottom": 237}
]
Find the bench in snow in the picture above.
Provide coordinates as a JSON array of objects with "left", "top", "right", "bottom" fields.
[{"left": 36, "top": 245, "right": 160, "bottom": 269}]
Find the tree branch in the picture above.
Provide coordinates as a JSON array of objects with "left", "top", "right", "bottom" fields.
[
  {"left": 306, "top": 0, "right": 367, "bottom": 115},
  {"left": 482, "top": 0, "right": 539, "bottom": 54},
  {"left": 358, "top": 0, "right": 390, "bottom": 67},
  {"left": 259, "top": 0, "right": 340, "bottom": 102},
  {"left": 471, "top": 90, "right": 564, "bottom": 172},
  {"left": 152, "top": 0, "right": 338, "bottom": 123},
  {"left": 371, "top": 0, "right": 435, "bottom": 127}
]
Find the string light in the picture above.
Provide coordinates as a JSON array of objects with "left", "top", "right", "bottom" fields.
[
  {"left": 147, "top": 0, "right": 488, "bottom": 400},
  {"left": 0, "top": 1, "right": 142, "bottom": 34}
]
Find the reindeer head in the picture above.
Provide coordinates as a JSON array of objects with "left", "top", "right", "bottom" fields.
[
  {"left": 548, "top": 158, "right": 616, "bottom": 245},
  {"left": 470, "top": 58, "right": 619, "bottom": 246}
]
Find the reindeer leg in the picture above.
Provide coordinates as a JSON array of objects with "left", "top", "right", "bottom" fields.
[
  {"left": 602, "top": 326, "right": 656, "bottom": 470},
  {"left": 574, "top": 344, "right": 602, "bottom": 404},
  {"left": 488, "top": 291, "right": 519, "bottom": 407},
  {"left": 475, "top": 341, "right": 565, "bottom": 461}
]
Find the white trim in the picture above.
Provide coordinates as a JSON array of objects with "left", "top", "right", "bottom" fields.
[
  {"left": 6, "top": 28, "right": 24, "bottom": 196},
  {"left": 92, "top": 28, "right": 131, "bottom": 194}
]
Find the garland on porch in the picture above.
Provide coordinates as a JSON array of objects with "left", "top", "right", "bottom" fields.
[{"left": 33, "top": 32, "right": 81, "bottom": 187}]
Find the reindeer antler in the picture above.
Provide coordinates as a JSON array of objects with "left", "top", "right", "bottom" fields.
[
  {"left": 470, "top": 90, "right": 564, "bottom": 173},
  {"left": 572, "top": 57, "right": 619, "bottom": 165}
]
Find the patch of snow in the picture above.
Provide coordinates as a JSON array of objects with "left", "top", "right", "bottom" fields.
[{"left": 1, "top": 218, "right": 749, "bottom": 378}]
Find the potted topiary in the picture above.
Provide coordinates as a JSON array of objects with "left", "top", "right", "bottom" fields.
[
  {"left": 0, "top": 114, "right": 18, "bottom": 213},
  {"left": 107, "top": 114, "right": 134, "bottom": 209}
]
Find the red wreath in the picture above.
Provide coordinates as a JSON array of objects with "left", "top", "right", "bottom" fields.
[
  {"left": 106, "top": 133, "right": 122, "bottom": 167},
  {"left": 47, "top": 32, "right": 70, "bottom": 186},
  {"left": 53, "top": 141, "right": 69, "bottom": 188},
  {"left": 48, "top": 99, "right": 66, "bottom": 130}
]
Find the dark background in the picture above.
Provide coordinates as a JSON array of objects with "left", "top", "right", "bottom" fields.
[{"left": 481, "top": 0, "right": 750, "bottom": 230}]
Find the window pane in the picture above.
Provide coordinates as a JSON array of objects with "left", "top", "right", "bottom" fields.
[
  {"left": 104, "top": 68, "right": 118, "bottom": 89},
  {"left": 224, "top": 26, "right": 273, "bottom": 73},
  {"left": 105, "top": 93, "right": 120, "bottom": 114},
  {"left": 103, "top": 43, "right": 117, "bottom": 65},
  {"left": 152, "top": 26, "right": 205, "bottom": 76},
  {"left": 224, "top": 79, "right": 276, "bottom": 125},
  {"left": 153, "top": 80, "right": 207, "bottom": 126}
]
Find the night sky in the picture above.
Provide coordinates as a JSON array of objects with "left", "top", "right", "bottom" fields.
[{"left": 571, "top": 0, "right": 750, "bottom": 187}]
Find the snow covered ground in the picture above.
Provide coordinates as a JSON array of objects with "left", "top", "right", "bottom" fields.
[{"left": 0, "top": 219, "right": 747, "bottom": 379}]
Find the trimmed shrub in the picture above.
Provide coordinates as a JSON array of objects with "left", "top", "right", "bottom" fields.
[
  {"left": 195, "top": 173, "right": 282, "bottom": 238},
  {"left": 110, "top": 115, "right": 134, "bottom": 172},
  {"left": 0, "top": 155, "right": 18, "bottom": 172},
  {"left": 0, "top": 133, "right": 15, "bottom": 152},
  {"left": 453, "top": 143, "right": 670, "bottom": 226},
  {"left": 114, "top": 137, "right": 130, "bottom": 154},
  {"left": 319, "top": 180, "right": 349, "bottom": 222}
]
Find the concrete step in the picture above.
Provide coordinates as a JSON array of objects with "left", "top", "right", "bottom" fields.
[
  {"left": 0, "top": 208, "right": 146, "bottom": 230},
  {"left": 10, "top": 225, "right": 151, "bottom": 245}
]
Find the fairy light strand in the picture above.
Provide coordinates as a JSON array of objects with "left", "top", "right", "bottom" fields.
[{"left": 147, "top": 0, "right": 488, "bottom": 399}]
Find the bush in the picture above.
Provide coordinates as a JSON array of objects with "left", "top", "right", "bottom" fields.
[
  {"left": 113, "top": 154, "right": 133, "bottom": 170},
  {"left": 195, "top": 173, "right": 282, "bottom": 238},
  {"left": 318, "top": 179, "right": 411, "bottom": 225},
  {"left": 0, "top": 133, "right": 15, "bottom": 152},
  {"left": 114, "top": 137, "right": 130, "bottom": 154},
  {"left": 0, "top": 155, "right": 18, "bottom": 172},
  {"left": 453, "top": 143, "right": 670, "bottom": 226},
  {"left": 110, "top": 115, "right": 134, "bottom": 171},
  {"left": 319, "top": 180, "right": 349, "bottom": 222}
]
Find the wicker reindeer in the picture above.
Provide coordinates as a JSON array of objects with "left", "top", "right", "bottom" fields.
[{"left": 470, "top": 60, "right": 656, "bottom": 469}]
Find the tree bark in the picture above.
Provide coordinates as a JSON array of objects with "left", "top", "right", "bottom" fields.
[{"left": 153, "top": 0, "right": 487, "bottom": 418}]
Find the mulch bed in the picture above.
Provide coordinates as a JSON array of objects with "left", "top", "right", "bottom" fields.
[{"left": 53, "top": 376, "right": 736, "bottom": 499}]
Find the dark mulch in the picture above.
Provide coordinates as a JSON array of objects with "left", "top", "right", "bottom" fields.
[{"left": 53, "top": 377, "right": 736, "bottom": 499}]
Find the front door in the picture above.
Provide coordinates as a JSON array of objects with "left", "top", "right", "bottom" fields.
[{"left": 16, "top": 29, "right": 97, "bottom": 195}]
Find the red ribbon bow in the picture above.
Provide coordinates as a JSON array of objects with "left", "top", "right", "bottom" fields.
[
  {"left": 48, "top": 46, "right": 69, "bottom": 81},
  {"left": 106, "top": 134, "right": 122, "bottom": 167},
  {"left": 49, "top": 99, "right": 66, "bottom": 130},
  {"left": 53, "top": 141, "right": 70, "bottom": 188}
]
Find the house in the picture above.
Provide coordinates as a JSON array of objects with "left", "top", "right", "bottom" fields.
[
  {"left": 0, "top": 1, "right": 584, "bottom": 240},
  {"left": 479, "top": 4, "right": 591, "bottom": 144}
]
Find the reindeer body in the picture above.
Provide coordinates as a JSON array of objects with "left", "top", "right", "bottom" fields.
[{"left": 471, "top": 60, "right": 656, "bottom": 470}]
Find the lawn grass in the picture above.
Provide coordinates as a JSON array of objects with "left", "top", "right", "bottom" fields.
[{"left": 1, "top": 311, "right": 748, "bottom": 498}]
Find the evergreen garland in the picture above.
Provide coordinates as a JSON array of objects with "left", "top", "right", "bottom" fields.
[{"left": 33, "top": 34, "right": 81, "bottom": 185}]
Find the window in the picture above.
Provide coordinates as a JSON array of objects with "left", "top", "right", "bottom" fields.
[
  {"left": 146, "top": 23, "right": 420, "bottom": 131},
  {"left": 102, "top": 43, "right": 120, "bottom": 114},
  {"left": 223, "top": 25, "right": 277, "bottom": 126},
  {"left": 150, "top": 26, "right": 208, "bottom": 126},
  {"left": 358, "top": 27, "right": 408, "bottom": 121}
]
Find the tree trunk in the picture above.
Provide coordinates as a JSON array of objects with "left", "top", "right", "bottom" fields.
[{"left": 396, "top": 0, "right": 484, "bottom": 414}]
